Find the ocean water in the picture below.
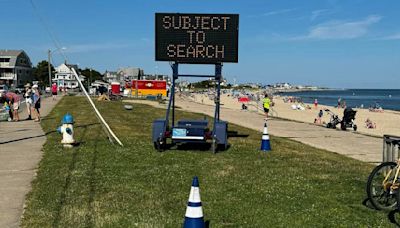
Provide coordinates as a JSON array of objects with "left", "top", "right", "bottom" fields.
[{"left": 279, "top": 89, "right": 400, "bottom": 111}]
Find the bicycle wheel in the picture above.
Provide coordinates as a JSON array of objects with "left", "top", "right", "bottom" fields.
[{"left": 366, "top": 162, "right": 397, "bottom": 210}]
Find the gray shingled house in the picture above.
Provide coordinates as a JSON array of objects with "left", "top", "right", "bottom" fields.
[{"left": 0, "top": 50, "right": 33, "bottom": 88}]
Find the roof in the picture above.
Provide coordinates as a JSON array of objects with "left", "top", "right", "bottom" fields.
[
  {"left": 0, "top": 50, "right": 32, "bottom": 68},
  {"left": 117, "top": 67, "right": 142, "bottom": 77},
  {"left": 0, "top": 50, "right": 24, "bottom": 57},
  {"left": 66, "top": 64, "right": 79, "bottom": 71}
]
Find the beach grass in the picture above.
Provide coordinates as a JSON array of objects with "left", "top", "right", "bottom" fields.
[{"left": 21, "top": 96, "right": 393, "bottom": 227}]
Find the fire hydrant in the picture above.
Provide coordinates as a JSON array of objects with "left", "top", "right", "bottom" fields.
[{"left": 57, "top": 113, "right": 75, "bottom": 148}]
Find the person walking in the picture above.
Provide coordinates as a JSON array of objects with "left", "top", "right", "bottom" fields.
[
  {"left": 32, "top": 84, "right": 41, "bottom": 122},
  {"left": 314, "top": 98, "right": 318, "bottom": 109},
  {"left": 24, "top": 83, "right": 33, "bottom": 120},
  {"left": 263, "top": 94, "right": 271, "bottom": 120},
  {"left": 51, "top": 83, "right": 58, "bottom": 100}
]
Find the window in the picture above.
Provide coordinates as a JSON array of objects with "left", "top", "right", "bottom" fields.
[{"left": 0, "top": 58, "right": 10, "bottom": 62}]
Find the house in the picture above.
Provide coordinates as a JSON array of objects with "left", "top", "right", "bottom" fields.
[
  {"left": 53, "top": 63, "right": 85, "bottom": 90},
  {"left": 141, "top": 74, "right": 169, "bottom": 81},
  {"left": 0, "top": 50, "right": 33, "bottom": 88},
  {"left": 103, "top": 71, "right": 121, "bottom": 83},
  {"left": 117, "top": 67, "right": 144, "bottom": 81}
]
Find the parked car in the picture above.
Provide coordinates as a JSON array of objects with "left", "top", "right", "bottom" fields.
[{"left": 13, "top": 85, "right": 25, "bottom": 94}]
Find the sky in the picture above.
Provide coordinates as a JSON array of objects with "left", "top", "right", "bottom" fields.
[{"left": 1, "top": 0, "right": 399, "bottom": 89}]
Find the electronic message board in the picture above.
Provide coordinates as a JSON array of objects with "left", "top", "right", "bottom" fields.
[{"left": 155, "top": 13, "right": 239, "bottom": 64}]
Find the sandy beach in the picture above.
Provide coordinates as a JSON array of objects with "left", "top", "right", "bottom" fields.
[{"left": 183, "top": 92, "right": 400, "bottom": 137}]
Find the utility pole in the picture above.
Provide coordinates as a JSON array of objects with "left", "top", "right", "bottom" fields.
[
  {"left": 88, "top": 68, "right": 92, "bottom": 91},
  {"left": 47, "top": 49, "right": 52, "bottom": 87}
]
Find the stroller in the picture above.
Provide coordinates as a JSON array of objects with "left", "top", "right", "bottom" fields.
[
  {"left": 325, "top": 109, "right": 341, "bottom": 129},
  {"left": 340, "top": 107, "right": 357, "bottom": 131}
]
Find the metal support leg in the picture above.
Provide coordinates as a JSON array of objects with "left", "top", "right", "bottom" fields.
[
  {"left": 172, "top": 63, "right": 178, "bottom": 128},
  {"left": 213, "top": 63, "right": 222, "bottom": 135},
  {"left": 164, "top": 63, "right": 178, "bottom": 134}
]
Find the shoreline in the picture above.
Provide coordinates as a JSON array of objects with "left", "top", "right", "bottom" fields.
[{"left": 276, "top": 89, "right": 400, "bottom": 112}]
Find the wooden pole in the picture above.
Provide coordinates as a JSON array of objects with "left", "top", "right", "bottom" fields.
[{"left": 71, "top": 67, "right": 123, "bottom": 146}]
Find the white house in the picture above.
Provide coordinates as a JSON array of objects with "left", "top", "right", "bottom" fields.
[{"left": 53, "top": 63, "right": 85, "bottom": 90}]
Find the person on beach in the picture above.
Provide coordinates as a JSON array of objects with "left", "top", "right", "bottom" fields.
[
  {"left": 2, "top": 91, "right": 20, "bottom": 121},
  {"left": 24, "top": 83, "right": 33, "bottom": 120},
  {"left": 337, "top": 97, "right": 341, "bottom": 109},
  {"left": 51, "top": 83, "right": 58, "bottom": 100},
  {"left": 32, "top": 85, "right": 41, "bottom": 122},
  {"left": 365, "top": 118, "right": 376, "bottom": 129},
  {"left": 263, "top": 94, "right": 271, "bottom": 119},
  {"left": 314, "top": 98, "right": 318, "bottom": 109},
  {"left": 316, "top": 109, "right": 323, "bottom": 124}
]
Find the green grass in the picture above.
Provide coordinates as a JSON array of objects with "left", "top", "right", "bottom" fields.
[{"left": 21, "top": 96, "right": 391, "bottom": 227}]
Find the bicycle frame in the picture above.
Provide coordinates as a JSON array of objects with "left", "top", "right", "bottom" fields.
[{"left": 384, "top": 160, "right": 400, "bottom": 193}]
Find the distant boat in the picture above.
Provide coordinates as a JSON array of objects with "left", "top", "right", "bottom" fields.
[
  {"left": 352, "top": 92, "right": 355, "bottom": 96},
  {"left": 389, "top": 94, "right": 392, "bottom": 98}
]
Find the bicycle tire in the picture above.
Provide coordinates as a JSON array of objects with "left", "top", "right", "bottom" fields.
[{"left": 366, "top": 161, "right": 397, "bottom": 210}]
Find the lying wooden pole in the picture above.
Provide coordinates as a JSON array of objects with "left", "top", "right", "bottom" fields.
[{"left": 71, "top": 67, "right": 124, "bottom": 146}]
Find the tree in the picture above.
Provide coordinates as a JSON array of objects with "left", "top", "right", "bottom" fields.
[
  {"left": 191, "top": 80, "right": 214, "bottom": 89},
  {"left": 33, "top": 60, "right": 55, "bottom": 87},
  {"left": 80, "top": 68, "right": 103, "bottom": 88}
]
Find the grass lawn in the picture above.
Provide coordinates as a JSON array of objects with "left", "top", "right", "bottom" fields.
[{"left": 21, "top": 96, "right": 391, "bottom": 227}]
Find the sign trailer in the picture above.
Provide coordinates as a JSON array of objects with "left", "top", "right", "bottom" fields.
[{"left": 152, "top": 13, "right": 239, "bottom": 153}]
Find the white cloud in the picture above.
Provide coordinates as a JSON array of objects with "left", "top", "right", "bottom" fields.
[
  {"left": 263, "top": 8, "right": 296, "bottom": 16},
  {"left": 249, "top": 8, "right": 296, "bottom": 18},
  {"left": 378, "top": 33, "right": 400, "bottom": 40},
  {"left": 311, "top": 9, "right": 331, "bottom": 21},
  {"left": 293, "top": 15, "right": 382, "bottom": 40}
]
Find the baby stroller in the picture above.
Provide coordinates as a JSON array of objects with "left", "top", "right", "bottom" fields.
[
  {"left": 341, "top": 107, "right": 357, "bottom": 131},
  {"left": 325, "top": 109, "right": 341, "bottom": 129}
]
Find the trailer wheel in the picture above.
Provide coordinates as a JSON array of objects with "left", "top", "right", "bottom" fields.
[{"left": 154, "top": 138, "right": 166, "bottom": 152}]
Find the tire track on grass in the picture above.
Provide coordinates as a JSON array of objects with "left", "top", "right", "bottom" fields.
[
  {"left": 52, "top": 123, "right": 90, "bottom": 227},
  {"left": 84, "top": 132, "right": 100, "bottom": 227}
]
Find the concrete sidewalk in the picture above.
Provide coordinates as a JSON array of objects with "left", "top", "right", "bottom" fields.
[{"left": 0, "top": 96, "right": 59, "bottom": 228}]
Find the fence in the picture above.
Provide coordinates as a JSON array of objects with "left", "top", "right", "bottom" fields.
[{"left": 382, "top": 135, "right": 400, "bottom": 162}]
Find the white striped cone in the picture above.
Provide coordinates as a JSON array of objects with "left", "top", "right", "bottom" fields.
[
  {"left": 183, "top": 176, "right": 205, "bottom": 228},
  {"left": 260, "top": 122, "right": 271, "bottom": 151}
]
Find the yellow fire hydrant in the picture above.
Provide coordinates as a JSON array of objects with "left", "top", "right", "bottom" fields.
[{"left": 57, "top": 113, "right": 75, "bottom": 148}]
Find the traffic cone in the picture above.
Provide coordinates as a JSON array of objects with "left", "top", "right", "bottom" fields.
[
  {"left": 183, "top": 176, "right": 205, "bottom": 228},
  {"left": 260, "top": 122, "right": 271, "bottom": 151}
]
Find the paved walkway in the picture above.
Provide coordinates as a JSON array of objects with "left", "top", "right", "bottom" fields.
[
  {"left": 126, "top": 98, "right": 382, "bottom": 163},
  {"left": 0, "top": 96, "right": 59, "bottom": 228}
]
